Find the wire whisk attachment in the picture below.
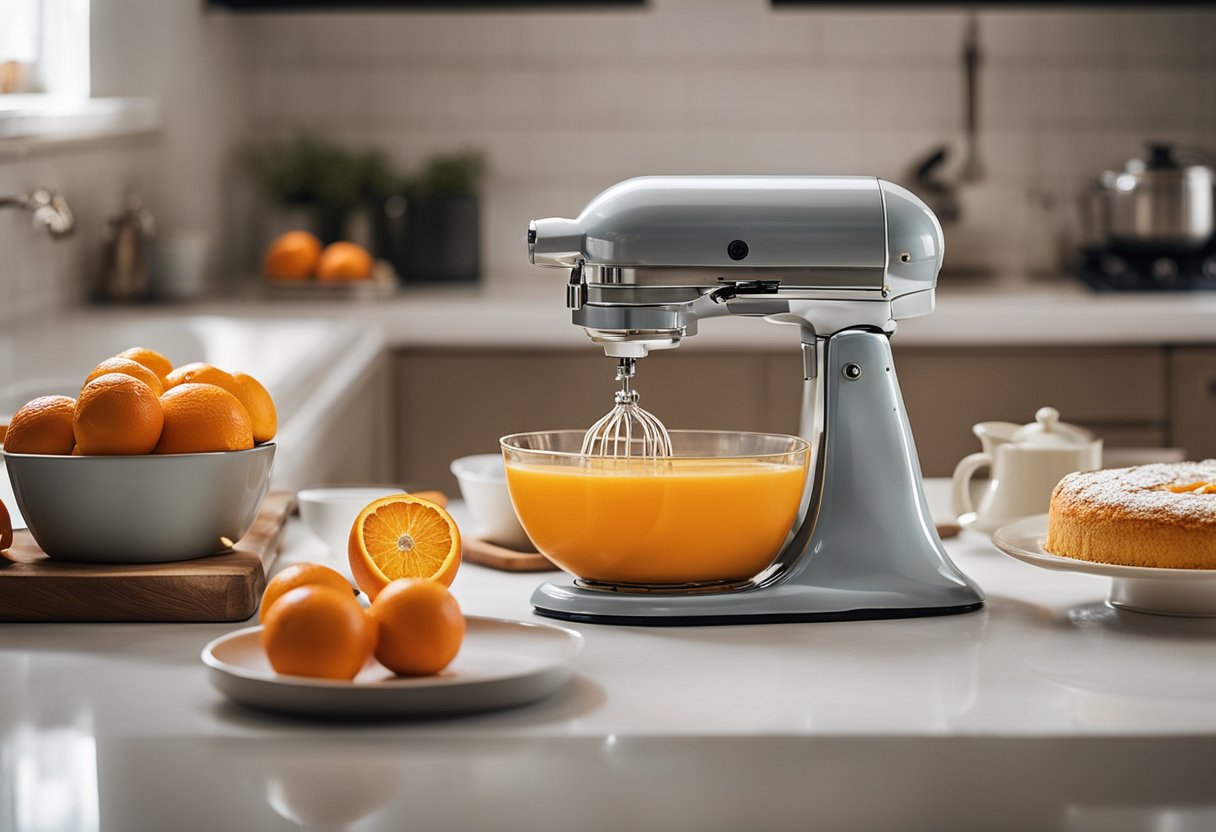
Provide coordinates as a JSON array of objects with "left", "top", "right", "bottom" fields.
[{"left": 580, "top": 358, "right": 673, "bottom": 458}]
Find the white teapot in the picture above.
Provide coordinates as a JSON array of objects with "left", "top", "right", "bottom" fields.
[{"left": 951, "top": 407, "right": 1103, "bottom": 534}]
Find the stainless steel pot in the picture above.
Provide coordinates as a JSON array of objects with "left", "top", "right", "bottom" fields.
[{"left": 1085, "top": 143, "right": 1214, "bottom": 253}]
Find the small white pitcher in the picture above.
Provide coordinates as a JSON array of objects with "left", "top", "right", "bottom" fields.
[{"left": 951, "top": 407, "right": 1103, "bottom": 535}]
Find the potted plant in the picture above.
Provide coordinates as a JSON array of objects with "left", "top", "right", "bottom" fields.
[
  {"left": 372, "top": 150, "right": 486, "bottom": 285},
  {"left": 243, "top": 134, "right": 395, "bottom": 245}
]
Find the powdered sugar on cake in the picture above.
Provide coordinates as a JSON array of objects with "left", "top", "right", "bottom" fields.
[{"left": 1054, "top": 460, "right": 1216, "bottom": 524}]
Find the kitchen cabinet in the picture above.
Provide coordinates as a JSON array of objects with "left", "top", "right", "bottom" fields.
[
  {"left": 396, "top": 350, "right": 773, "bottom": 492},
  {"left": 771, "top": 346, "right": 1169, "bottom": 476},
  {"left": 1168, "top": 347, "right": 1216, "bottom": 461},
  {"left": 895, "top": 346, "right": 1168, "bottom": 475},
  {"left": 209, "top": 0, "right": 641, "bottom": 7},
  {"left": 395, "top": 345, "right": 1175, "bottom": 490}
]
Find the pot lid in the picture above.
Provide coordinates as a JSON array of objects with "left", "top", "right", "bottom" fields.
[
  {"left": 1009, "top": 407, "right": 1094, "bottom": 448},
  {"left": 1117, "top": 142, "right": 1214, "bottom": 182}
]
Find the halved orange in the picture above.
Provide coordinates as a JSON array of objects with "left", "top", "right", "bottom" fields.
[{"left": 348, "top": 495, "right": 461, "bottom": 600}]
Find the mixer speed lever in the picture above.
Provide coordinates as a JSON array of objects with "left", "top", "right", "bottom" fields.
[{"left": 710, "top": 279, "right": 781, "bottom": 302}]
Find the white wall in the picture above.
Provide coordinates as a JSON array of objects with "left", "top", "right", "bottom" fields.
[
  {"left": 242, "top": 0, "right": 1216, "bottom": 285},
  {"left": 0, "top": 0, "right": 254, "bottom": 328},
  {"left": 0, "top": 137, "right": 153, "bottom": 325},
  {"left": 90, "top": 0, "right": 256, "bottom": 259},
  {"left": 1, "top": 0, "right": 1214, "bottom": 326}
]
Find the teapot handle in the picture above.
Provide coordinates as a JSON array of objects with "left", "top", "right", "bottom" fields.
[{"left": 951, "top": 452, "right": 992, "bottom": 518}]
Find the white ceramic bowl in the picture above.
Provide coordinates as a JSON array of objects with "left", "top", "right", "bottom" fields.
[
  {"left": 3, "top": 444, "right": 275, "bottom": 563},
  {"left": 296, "top": 486, "right": 405, "bottom": 564},
  {"left": 450, "top": 454, "right": 533, "bottom": 551}
]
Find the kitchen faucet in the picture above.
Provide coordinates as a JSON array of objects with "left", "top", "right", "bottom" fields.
[
  {"left": 0, "top": 187, "right": 75, "bottom": 238},
  {"left": 906, "top": 11, "right": 984, "bottom": 223}
]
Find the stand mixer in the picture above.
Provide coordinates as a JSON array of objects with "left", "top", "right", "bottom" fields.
[{"left": 525, "top": 175, "right": 984, "bottom": 625}]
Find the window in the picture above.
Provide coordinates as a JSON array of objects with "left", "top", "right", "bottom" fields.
[
  {"left": 0, "top": 0, "right": 90, "bottom": 99},
  {"left": 0, "top": 0, "right": 41, "bottom": 93},
  {"left": 0, "top": 0, "right": 156, "bottom": 143}
]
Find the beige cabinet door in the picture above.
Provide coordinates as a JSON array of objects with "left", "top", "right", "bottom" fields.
[
  {"left": 769, "top": 346, "right": 1168, "bottom": 477},
  {"left": 396, "top": 350, "right": 770, "bottom": 492},
  {"left": 1169, "top": 348, "right": 1216, "bottom": 460},
  {"left": 895, "top": 347, "right": 1167, "bottom": 476},
  {"left": 396, "top": 346, "right": 1174, "bottom": 487}
]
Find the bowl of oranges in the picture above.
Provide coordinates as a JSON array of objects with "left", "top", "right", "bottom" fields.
[{"left": 1, "top": 347, "right": 278, "bottom": 562}]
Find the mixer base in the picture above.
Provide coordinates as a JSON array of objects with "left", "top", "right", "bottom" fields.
[
  {"left": 532, "top": 599, "right": 984, "bottom": 627},
  {"left": 530, "top": 579, "right": 985, "bottom": 627}
]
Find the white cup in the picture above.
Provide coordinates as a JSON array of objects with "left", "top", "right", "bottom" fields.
[
  {"left": 450, "top": 454, "right": 533, "bottom": 551},
  {"left": 297, "top": 486, "right": 405, "bottom": 570}
]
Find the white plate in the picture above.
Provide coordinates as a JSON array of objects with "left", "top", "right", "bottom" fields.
[
  {"left": 992, "top": 515, "right": 1216, "bottom": 617},
  {"left": 202, "top": 616, "right": 584, "bottom": 719}
]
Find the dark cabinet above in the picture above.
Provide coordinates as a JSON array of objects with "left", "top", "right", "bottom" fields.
[
  {"left": 208, "top": 0, "right": 643, "bottom": 9},
  {"left": 773, "top": 0, "right": 1210, "bottom": 5}
]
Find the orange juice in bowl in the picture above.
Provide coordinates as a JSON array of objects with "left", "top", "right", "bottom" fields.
[{"left": 501, "top": 431, "right": 810, "bottom": 586}]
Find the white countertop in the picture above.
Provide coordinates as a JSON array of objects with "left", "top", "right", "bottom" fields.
[
  {"left": 2, "top": 483, "right": 1215, "bottom": 831},
  {"left": 2, "top": 294, "right": 1216, "bottom": 829},
  {"left": 164, "top": 281, "right": 1216, "bottom": 349}
]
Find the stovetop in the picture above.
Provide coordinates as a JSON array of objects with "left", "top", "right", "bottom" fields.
[{"left": 1079, "top": 243, "right": 1216, "bottom": 292}]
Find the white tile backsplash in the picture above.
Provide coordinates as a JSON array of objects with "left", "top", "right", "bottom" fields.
[
  {"left": 3, "top": 0, "right": 1215, "bottom": 318},
  {"left": 0, "top": 138, "right": 157, "bottom": 326},
  {"left": 241, "top": 2, "right": 1216, "bottom": 283}
]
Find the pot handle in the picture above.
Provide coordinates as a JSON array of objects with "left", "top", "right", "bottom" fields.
[{"left": 951, "top": 452, "right": 992, "bottom": 518}]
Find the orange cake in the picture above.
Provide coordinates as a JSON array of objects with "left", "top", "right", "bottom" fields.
[{"left": 1045, "top": 461, "right": 1216, "bottom": 569}]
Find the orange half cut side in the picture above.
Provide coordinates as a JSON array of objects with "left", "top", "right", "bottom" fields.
[{"left": 348, "top": 495, "right": 461, "bottom": 600}]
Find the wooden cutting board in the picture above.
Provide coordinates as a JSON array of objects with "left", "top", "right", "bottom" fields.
[
  {"left": 462, "top": 537, "right": 557, "bottom": 572},
  {"left": 0, "top": 491, "right": 295, "bottom": 623}
]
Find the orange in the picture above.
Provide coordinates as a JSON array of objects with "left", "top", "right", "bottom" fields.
[
  {"left": 229, "top": 372, "right": 277, "bottom": 444},
  {"left": 115, "top": 347, "right": 174, "bottom": 384},
  {"left": 1, "top": 497, "right": 12, "bottom": 552},
  {"left": 259, "top": 562, "right": 353, "bottom": 623},
  {"left": 164, "top": 362, "right": 235, "bottom": 392},
  {"left": 84, "top": 357, "right": 164, "bottom": 396},
  {"left": 4, "top": 395, "right": 77, "bottom": 455},
  {"left": 263, "top": 230, "right": 322, "bottom": 280},
  {"left": 262, "top": 585, "right": 372, "bottom": 680},
  {"left": 368, "top": 578, "right": 465, "bottom": 676},
  {"left": 316, "top": 242, "right": 373, "bottom": 282},
  {"left": 155, "top": 383, "right": 253, "bottom": 454},
  {"left": 74, "top": 375, "right": 164, "bottom": 455},
  {"left": 348, "top": 494, "right": 461, "bottom": 601},
  {"left": 166, "top": 365, "right": 275, "bottom": 443},
  {"left": 362, "top": 607, "right": 379, "bottom": 655}
]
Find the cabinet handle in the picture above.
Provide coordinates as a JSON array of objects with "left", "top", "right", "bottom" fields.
[{"left": 1208, "top": 378, "right": 1216, "bottom": 397}]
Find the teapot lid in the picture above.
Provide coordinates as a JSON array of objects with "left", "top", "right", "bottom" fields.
[{"left": 1009, "top": 407, "right": 1094, "bottom": 448}]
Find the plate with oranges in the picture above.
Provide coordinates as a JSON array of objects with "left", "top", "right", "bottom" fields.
[
  {"left": 203, "top": 494, "right": 583, "bottom": 719},
  {"left": 202, "top": 615, "right": 584, "bottom": 720},
  {"left": 261, "top": 231, "right": 397, "bottom": 300}
]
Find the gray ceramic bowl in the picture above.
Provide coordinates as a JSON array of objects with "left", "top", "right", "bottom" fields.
[{"left": 3, "top": 443, "right": 275, "bottom": 563}]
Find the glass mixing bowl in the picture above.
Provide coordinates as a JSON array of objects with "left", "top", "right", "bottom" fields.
[{"left": 500, "top": 430, "right": 810, "bottom": 587}]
